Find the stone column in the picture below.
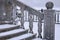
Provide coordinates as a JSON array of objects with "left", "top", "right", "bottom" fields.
[
  {"left": 20, "top": 6, "right": 24, "bottom": 29},
  {"left": 44, "top": 2, "right": 55, "bottom": 40},
  {"left": 33, "top": 15, "right": 34, "bottom": 22},
  {"left": 28, "top": 11, "right": 33, "bottom": 33},
  {"left": 57, "top": 12, "right": 59, "bottom": 23},
  {"left": 38, "top": 16, "right": 42, "bottom": 38}
]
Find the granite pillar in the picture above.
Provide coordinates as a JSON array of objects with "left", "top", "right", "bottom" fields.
[{"left": 44, "top": 10, "right": 55, "bottom": 40}]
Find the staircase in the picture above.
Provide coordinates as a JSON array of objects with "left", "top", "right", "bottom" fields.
[{"left": 0, "top": 24, "right": 44, "bottom": 40}]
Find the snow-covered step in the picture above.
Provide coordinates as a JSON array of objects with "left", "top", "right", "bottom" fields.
[
  {"left": 32, "top": 38, "right": 42, "bottom": 40},
  {"left": 0, "top": 29, "right": 28, "bottom": 39},
  {"left": 7, "top": 33, "right": 36, "bottom": 40},
  {"left": 32, "top": 38, "right": 46, "bottom": 40},
  {"left": 0, "top": 24, "right": 20, "bottom": 32}
]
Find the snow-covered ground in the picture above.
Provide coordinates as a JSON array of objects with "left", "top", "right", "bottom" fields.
[
  {"left": 24, "top": 22, "right": 60, "bottom": 40},
  {"left": 55, "top": 24, "right": 60, "bottom": 40},
  {"left": 0, "top": 22, "right": 60, "bottom": 40}
]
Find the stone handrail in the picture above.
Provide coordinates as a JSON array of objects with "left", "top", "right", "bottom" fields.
[{"left": 16, "top": 0, "right": 43, "bottom": 18}]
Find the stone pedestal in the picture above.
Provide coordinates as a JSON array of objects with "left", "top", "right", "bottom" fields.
[{"left": 44, "top": 10, "right": 55, "bottom": 40}]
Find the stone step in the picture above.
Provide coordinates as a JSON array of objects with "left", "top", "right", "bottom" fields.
[
  {"left": 32, "top": 38, "right": 42, "bottom": 40},
  {"left": 0, "top": 29, "right": 28, "bottom": 40},
  {"left": 7, "top": 33, "right": 36, "bottom": 40},
  {"left": 32, "top": 38, "right": 46, "bottom": 40},
  {"left": 0, "top": 24, "right": 20, "bottom": 32}
]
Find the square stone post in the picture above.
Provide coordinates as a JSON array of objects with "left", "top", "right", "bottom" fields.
[{"left": 44, "top": 9, "right": 55, "bottom": 40}]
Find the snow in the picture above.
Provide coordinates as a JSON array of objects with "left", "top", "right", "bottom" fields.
[
  {"left": 0, "top": 22, "right": 60, "bottom": 40},
  {"left": 55, "top": 24, "right": 60, "bottom": 40},
  {"left": 7, "top": 33, "right": 35, "bottom": 40},
  {"left": 0, "top": 24, "right": 19, "bottom": 29},
  {"left": 0, "top": 29, "right": 24, "bottom": 37},
  {"left": 24, "top": 22, "right": 60, "bottom": 40}
]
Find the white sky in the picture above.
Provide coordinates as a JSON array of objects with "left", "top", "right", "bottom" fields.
[{"left": 18, "top": 0, "right": 60, "bottom": 10}]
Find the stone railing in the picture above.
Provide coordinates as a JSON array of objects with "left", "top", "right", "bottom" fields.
[
  {"left": 15, "top": 1, "right": 56, "bottom": 40},
  {"left": 14, "top": 0, "right": 43, "bottom": 38},
  {"left": 38, "top": 10, "right": 60, "bottom": 24},
  {"left": 15, "top": 0, "right": 43, "bottom": 29},
  {"left": 55, "top": 10, "right": 60, "bottom": 24},
  {"left": 0, "top": 0, "right": 56, "bottom": 40}
]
